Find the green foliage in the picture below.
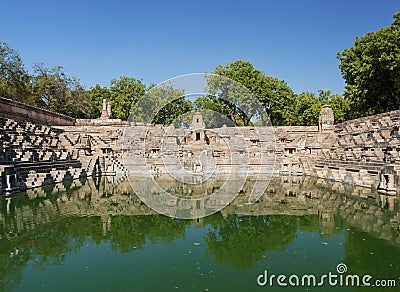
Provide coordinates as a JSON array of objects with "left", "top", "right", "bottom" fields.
[
  {"left": 90, "top": 79, "right": 193, "bottom": 124},
  {"left": 89, "top": 84, "right": 111, "bottom": 118},
  {"left": 203, "top": 214, "right": 299, "bottom": 269},
  {"left": 109, "top": 215, "right": 190, "bottom": 253},
  {"left": 89, "top": 77, "right": 146, "bottom": 120},
  {"left": 337, "top": 12, "right": 400, "bottom": 117},
  {"left": 0, "top": 39, "right": 371, "bottom": 125},
  {"left": 1, "top": 41, "right": 93, "bottom": 118},
  {"left": 0, "top": 41, "right": 31, "bottom": 103},
  {"left": 292, "top": 90, "right": 351, "bottom": 126},
  {"left": 210, "top": 61, "right": 268, "bottom": 126},
  {"left": 155, "top": 97, "right": 193, "bottom": 125},
  {"left": 265, "top": 77, "right": 297, "bottom": 126},
  {"left": 31, "top": 63, "right": 93, "bottom": 118},
  {"left": 130, "top": 83, "right": 192, "bottom": 125},
  {"left": 320, "top": 90, "right": 352, "bottom": 123},
  {"left": 193, "top": 95, "right": 236, "bottom": 128},
  {"left": 109, "top": 76, "right": 145, "bottom": 120},
  {"left": 205, "top": 61, "right": 296, "bottom": 126},
  {"left": 204, "top": 60, "right": 353, "bottom": 127},
  {"left": 293, "top": 91, "right": 321, "bottom": 125}
]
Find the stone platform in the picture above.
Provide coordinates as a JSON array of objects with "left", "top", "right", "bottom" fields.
[{"left": 2, "top": 98, "right": 400, "bottom": 196}]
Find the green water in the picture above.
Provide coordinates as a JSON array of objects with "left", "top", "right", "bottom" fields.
[{"left": 1, "top": 176, "right": 400, "bottom": 291}]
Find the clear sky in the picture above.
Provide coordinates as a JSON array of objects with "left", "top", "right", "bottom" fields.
[{"left": 1, "top": 0, "right": 399, "bottom": 95}]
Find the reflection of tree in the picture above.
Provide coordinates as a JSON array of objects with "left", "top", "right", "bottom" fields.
[
  {"left": 0, "top": 252, "right": 26, "bottom": 291},
  {"left": 203, "top": 214, "right": 311, "bottom": 270},
  {"left": 0, "top": 215, "right": 190, "bottom": 290},
  {"left": 109, "top": 215, "right": 191, "bottom": 253},
  {"left": 0, "top": 216, "right": 101, "bottom": 291},
  {"left": 343, "top": 228, "right": 400, "bottom": 292},
  {"left": 295, "top": 215, "right": 320, "bottom": 232},
  {"left": 2, "top": 173, "right": 400, "bottom": 289}
]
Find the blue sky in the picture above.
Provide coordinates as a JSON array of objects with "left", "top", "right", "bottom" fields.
[{"left": 1, "top": 0, "right": 399, "bottom": 94}]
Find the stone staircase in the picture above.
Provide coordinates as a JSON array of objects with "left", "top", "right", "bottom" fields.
[
  {"left": 313, "top": 110, "right": 400, "bottom": 191},
  {"left": 0, "top": 117, "right": 85, "bottom": 194}
]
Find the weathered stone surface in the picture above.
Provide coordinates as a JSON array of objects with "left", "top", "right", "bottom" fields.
[
  {"left": 2, "top": 100, "right": 400, "bottom": 196},
  {"left": 0, "top": 116, "right": 84, "bottom": 194},
  {"left": 2, "top": 175, "right": 399, "bottom": 247},
  {"left": 0, "top": 97, "right": 75, "bottom": 126}
]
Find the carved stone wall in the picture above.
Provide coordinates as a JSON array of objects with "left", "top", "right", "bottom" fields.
[
  {"left": 2, "top": 97, "right": 400, "bottom": 196},
  {"left": 0, "top": 117, "right": 84, "bottom": 194},
  {"left": 0, "top": 97, "right": 75, "bottom": 126},
  {"left": 315, "top": 110, "right": 400, "bottom": 194},
  {"left": 2, "top": 175, "right": 399, "bottom": 246}
]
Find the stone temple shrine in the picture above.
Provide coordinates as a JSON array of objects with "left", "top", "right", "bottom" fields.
[{"left": 1, "top": 96, "right": 400, "bottom": 196}]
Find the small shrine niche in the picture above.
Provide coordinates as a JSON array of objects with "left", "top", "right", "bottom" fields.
[
  {"left": 319, "top": 105, "right": 334, "bottom": 132},
  {"left": 191, "top": 112, "right": 206, "bottom": 143},
  {"left": 192, "top": 112, "right": 205, "bottom": 130},
  {"left": 100, "top": 99, "right": 113, "bottom": 120}
]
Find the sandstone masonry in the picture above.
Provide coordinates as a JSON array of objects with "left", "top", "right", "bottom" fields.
[{"left": 1, "top": 98, "right": 400, "bottom": 196}]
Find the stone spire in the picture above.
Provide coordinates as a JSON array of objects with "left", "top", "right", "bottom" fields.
[
  {"left": 318, "top": 105, "right": 334, "bottom": 132},
  {"left": 107, "top": 101, "right": 112, "bottom": 119},
  {"left": 100, "top": 99, "right": 108, "bottom": 119},
  {"left": 191, "top": 112, "right": 205, "bottom": 129},
  {"left": 100, "top": 99, "right": 112, "bottom": 119}
]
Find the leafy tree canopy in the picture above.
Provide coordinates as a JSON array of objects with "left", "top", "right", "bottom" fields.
[
  {"left": 337, "top": 12, "right": 400, "bottom": 116},
  {"left": 1, "top": 40, "right": 355, "bottom": 125},
  {"left": 0, "top": 41, "right": 31, "bottom": 103},
  {"left": 109, "top": 76, "right": 145, "bottom": 120},
  {"left": 31, "top": 63, "right": 93, "bottom": 118},
  {"left": 89, "top": 84, "right": 111, "bottom": 118},
  {"left": 130, "top": 83, "right": 192, "bottom": 124},
  {"left": 203, "top": 61, "right": 296, "bottom": 126},
  {"left": 293, "top": 90, "right": 352, "bottom": 126}
]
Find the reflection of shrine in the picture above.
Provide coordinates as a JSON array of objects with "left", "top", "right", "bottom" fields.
[
  {"left": 154, "top": 175, "right": 224, "bottom": 198},
  {"left": 379, "top": 172, "right": 397, "bottom": 194},
  {"left": 1, "top": 172, "right": 400, "bottom": 290},
  {"left": 380, "top": 194, "right": 396, "bottom": 211},
  {"left": 1, "top": 174, "right": 400, "bottom": 247},
  {"left": 319, "top": 210, "right": 335, "bottom": 236}
]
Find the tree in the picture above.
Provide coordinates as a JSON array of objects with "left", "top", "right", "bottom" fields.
[
  {"left": 130, "top": 83, "right": 192, "bottom": 125},
  {"left": 108, "top": 76, "right": 146, "bottom": 120},
  {"left": 89, "top": 84, "right": 111, "bottom": 118},
  {"left": 193, "top": 95, "right": 236, "bottom": 128},
  {"left": 31, "top": 63, "right": 93, "bottom": 118},
  {"left": 153, "top": 94, "right": 192, "bottom": 125},
  {"left": 210, "top": 61, "right": 268, "bottom": 126},
  {"left": 319, "top": 90, "right": 352, "bottom": 123},
  {"left": 292, "top": 90, "right": 352, "bottom": 126},
  {"left": 264, "top": 76, "right": 296, "bottom": 126},
  {"left": 206, "top": 61, "right": 296, "bottom": 126},
  {"left": 293, "top": 91, "right": 321, "bottom": 126},
  {"left": 0, "top": 41, "right": 31, "bottom": 103},
  {"left": 337, "top": 12, "right": 400, "bottom": 117}
]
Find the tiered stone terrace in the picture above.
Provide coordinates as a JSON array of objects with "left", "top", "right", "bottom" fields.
[
  {"left": 0, "top": 117, "right": 84, "bottom": 194},
  {"left": 2, "top": 97, "right": 400, "bottom": 196},
  {"left": 2, "top": 175, "right": 399, "bottom": 246},
  {"left": 315, "top": 110, "right": 400, "bottom": 193}
]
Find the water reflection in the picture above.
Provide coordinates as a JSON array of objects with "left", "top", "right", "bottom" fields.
[
  {"left": 1, "top": 175, "right": 400, "bottom": 291},
  {"left": 203, "top": 214, "right": 307, "bottom": 270}
]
